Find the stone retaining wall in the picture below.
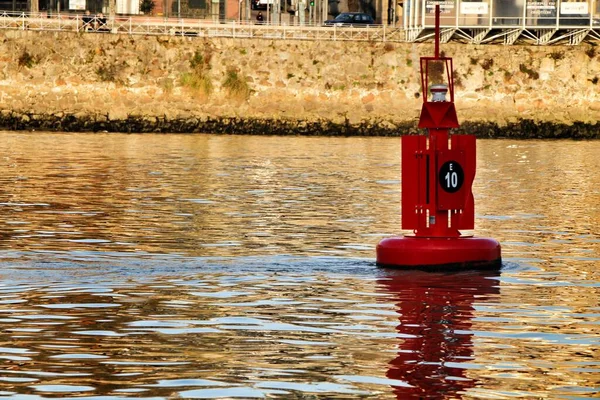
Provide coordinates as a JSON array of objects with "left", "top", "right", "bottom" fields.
[{"left": 1, "top": 30, "right": 599, "bottom": 137}]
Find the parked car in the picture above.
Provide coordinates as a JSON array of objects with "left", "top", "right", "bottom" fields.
[{"left": 324, "top": 12, "right": 375, "bottom": 27}]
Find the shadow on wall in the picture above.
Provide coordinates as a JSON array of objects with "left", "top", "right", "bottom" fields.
[
  {"left": 340, "top": 0, "right": 376, "bottom": 18},
  {"left": 329, "top": 0, "right": 341, "bottom": 17},
  {"left": 360, "top": 0, "right": 376, "bottom": 18}
]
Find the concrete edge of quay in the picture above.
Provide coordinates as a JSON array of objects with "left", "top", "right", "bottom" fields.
[{"left": 1, "top": 111, "right": 599, "bottom": 139}]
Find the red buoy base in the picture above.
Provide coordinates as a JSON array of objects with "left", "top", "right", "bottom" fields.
[{"left": 376, "top": 235, "right": 501, "bottom": 269}]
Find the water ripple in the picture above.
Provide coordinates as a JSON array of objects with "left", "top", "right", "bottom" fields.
[{"left": 0, "top": 134, "right": 598, "bottom": 399}]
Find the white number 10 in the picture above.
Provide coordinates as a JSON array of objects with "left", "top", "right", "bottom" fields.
[{"left": 445, "top": 171, "right": 458, "bottom": 188}]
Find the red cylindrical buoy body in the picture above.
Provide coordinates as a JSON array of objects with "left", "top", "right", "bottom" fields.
[{"left": 377, "top": 236, "right": 501, "bottom": 269}]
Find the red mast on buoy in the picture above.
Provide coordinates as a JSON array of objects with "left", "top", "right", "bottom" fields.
[{"left": 376, "top": 6, "right": 501, "bottom": 269}]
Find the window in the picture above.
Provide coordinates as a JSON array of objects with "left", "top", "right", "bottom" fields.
[{"left": 189, "top": 0, "right": 206, "bottom": 9}]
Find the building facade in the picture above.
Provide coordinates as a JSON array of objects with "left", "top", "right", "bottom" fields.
[{"left": 0, "top": 0, "right": 383, "bottom": 22}]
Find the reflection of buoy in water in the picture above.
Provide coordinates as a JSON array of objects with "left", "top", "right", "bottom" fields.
[
  {"left": 379, "top": 270, "right": 500, "bottom": 397},
  {"left": 376, "top": 5, "right": 501, "bottom": 269}
]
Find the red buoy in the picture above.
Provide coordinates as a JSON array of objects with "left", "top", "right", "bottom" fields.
[{"left": 376, "top": 6, "right": 501, "bottom": 269}]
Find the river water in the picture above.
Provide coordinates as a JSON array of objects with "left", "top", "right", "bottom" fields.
[{"left": 0, "top": 132, "right": 598, "bottom": 399}]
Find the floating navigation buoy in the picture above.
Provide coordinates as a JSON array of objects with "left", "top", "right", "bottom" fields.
[{"left": 376, "top": 6, "right": 501, "bottom": 269}]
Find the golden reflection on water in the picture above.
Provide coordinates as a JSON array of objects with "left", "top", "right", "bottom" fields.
[
  {"left": 0, "top": 132, "right": 403, "bottom": 258},
  {"left": 0, "top": 132, "right": 598, "bottom": 399}
]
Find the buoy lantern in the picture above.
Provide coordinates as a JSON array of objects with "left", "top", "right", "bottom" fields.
[{"left": 376, "top": 6, "right": 501, "bottom": 269}]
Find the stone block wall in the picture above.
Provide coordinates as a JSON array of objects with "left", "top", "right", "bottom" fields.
[{"left": 0, "top": 30, "right": 599, "bottom": 135}]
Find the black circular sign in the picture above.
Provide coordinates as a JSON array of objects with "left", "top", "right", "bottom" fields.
[{"left": 439, "top": 161, "right": 464, "bottom": 193}]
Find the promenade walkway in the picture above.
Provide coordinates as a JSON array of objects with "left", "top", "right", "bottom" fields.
[
  {"left": 1, "top": 0, "right": 600, "bottom": 46},
  {"left": 0, "top": 11, "right": 405, "bottom": 43}
]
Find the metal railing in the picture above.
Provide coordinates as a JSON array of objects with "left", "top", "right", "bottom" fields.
[{"left": 0, "top": 11, "right": 405, "bottom": 42}]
